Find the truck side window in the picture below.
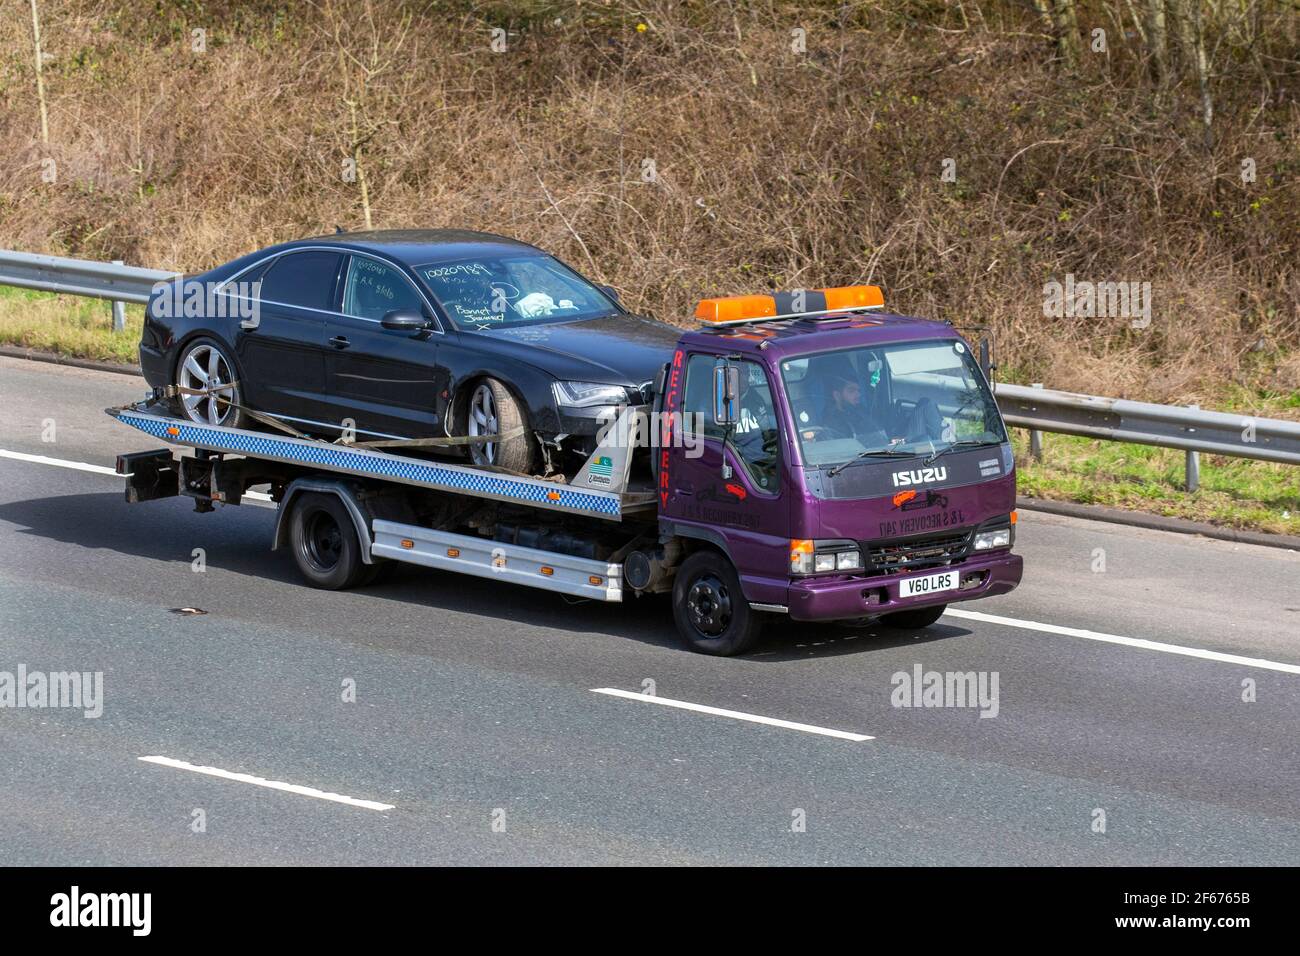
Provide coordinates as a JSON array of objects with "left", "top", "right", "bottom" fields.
[{"left": 683, "top": 354, "right": 781, "bottom": 493}]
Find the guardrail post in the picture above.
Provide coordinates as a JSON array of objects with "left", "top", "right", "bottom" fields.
[
  {"left": 1029, "top": 383, "right": 1044, "bottom": 460},
  {"left": 1185, "top": 404, "right": 1200, "bottom": 492},
  {"left": 110, "top": 260, "right": 127, "bottom": 332}
]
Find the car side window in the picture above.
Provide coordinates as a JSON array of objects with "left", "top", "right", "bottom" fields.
[
  {"left": 682, "top": 354, "right": 781, "bottom": 493},
  {"left": 259, "top": 251, "right": 343, "bottom": 312},
  {"left": 342, "top": 256, "right": 426, "bottom": 322}
]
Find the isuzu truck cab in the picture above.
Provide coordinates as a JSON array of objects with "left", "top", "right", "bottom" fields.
[
  {"left": 649, "top": 286, "right": 1022, "bottom": 652},
  {"left": 112, "top": 284, "right": 1022, "bottom": 655}
]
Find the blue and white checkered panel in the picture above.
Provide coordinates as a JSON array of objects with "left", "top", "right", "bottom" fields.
[{"left": 117, "top": 412, "right": 621, "bottom": 517}]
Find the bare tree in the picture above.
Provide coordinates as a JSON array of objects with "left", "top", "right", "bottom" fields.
[
  {"left": 1172, "top": 0, "right": 1214, "bottom": 148},
  {"left": 1146, "top": 0, "right": 1170, "bottom": 84},
  {"left": 1052, "top": 0, "right": 1082, "bottom": 65},
  {"left": 28, "top": 0, "right": 49, "bottom": 145},
  {"left": 1028, "top": 0, "right": 1082, "bottom": 65},
  {"left": 323, "top": 0, "right": 411, "bottom": 230}
]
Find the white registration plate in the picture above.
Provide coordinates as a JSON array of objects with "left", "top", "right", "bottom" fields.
[{"left": 898, "top": 570, "right": 958, "bottom": 599}]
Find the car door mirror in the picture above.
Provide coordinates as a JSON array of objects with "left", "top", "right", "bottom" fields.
[
  {"left": 600, "top": 284, "right": 622, "bottom": 305},
  {"left": 381, "top": 310, "right": 430, "bottom": 332},
  {"left": 712, "top": 364, "right": 739, "bottom": 426}
]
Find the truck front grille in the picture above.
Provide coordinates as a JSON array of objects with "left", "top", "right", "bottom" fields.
[{"left": 864, "top": 530, "right": 971, "bottom": 573}]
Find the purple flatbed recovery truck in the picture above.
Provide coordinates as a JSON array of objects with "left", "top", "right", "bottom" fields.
[{"left": 112, "top": 285, "right": 1022, "bottom": 655}]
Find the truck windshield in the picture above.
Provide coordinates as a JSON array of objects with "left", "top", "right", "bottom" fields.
[{"left": 779, "top": 338, "right": 1006, "bottom": 469}]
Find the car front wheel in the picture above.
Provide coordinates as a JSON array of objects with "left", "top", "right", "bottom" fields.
[{"left": 467, "top": 378, "right": 537, "bottom": 473}]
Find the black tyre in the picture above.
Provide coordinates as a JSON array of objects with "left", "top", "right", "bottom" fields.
[
  {"left": 467, "top": 378, "right": 538, "bottom": 473},
  {"left": 174, "top": 336, "right": 246, "bottom": 428},
  {"left": 879, "top": 603, "right": 947, "bottom": 629},
  {"left": 672, "top": 550, "right": 765, "bottom": 655},
  {"left": 356, "top": 558, "right": 393, "bottom": 587},
  {"left": 289, "top": 493, "right": 369, "bottom": 589}
]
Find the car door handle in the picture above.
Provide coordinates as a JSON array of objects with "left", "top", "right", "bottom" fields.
[{"left": 329, "top": 336, "right": 350, "bottom": 349}]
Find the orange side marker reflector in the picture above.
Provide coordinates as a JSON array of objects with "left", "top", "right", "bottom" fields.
[
  {"left": 166, "top": 426, "right": 180, "bottom": 436},
  {"left": 446, "top": 547, "right": 459, "bottom": 557},
  {"left": 546, "top": 491, "right": 561, "bottom": 501},
  {"left": 400, "top": 539, "right": 415, "bottom": 549},
  {"left": 588, "top": 576, "right": 603, "bottom": 586},
  {"left": 1010, "top": 510, "right": 1018, "bottom": 524},
  {"left": 540, "top": 566, "right": 554, "bottom": 576}
]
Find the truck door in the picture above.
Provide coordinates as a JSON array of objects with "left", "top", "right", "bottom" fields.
[{"left": 663, "top": 353, "right": 790, "bottom": 585}]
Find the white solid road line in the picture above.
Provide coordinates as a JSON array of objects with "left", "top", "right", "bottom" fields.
[
  {"left": 945, "top": 607, "right": 1300, "bottom": 676},
  {"left": 0, "top": 447, "right": 118, "bottom": 475},
  {"left": 591, "top": 688, "right": 874, "bottom": 741},
  {"left": 139, "top": 756, "right": 395, "bottom": 811},
  {"left": 0, "top": 447, "right": 275, "bottom": 505}
]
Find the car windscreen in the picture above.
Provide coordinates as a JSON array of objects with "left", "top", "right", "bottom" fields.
[
  {"left": 415, "top": 255, "right": 619, "bottom": 329},
  {"left": 780, "top": 338, "right": 1006, "bottom": 468}
]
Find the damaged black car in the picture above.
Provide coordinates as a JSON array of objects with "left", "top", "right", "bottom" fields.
[{"left": 140, "top": 230, "right": 680, "bottom": 474}]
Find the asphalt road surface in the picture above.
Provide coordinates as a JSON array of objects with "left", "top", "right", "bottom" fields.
[{"left": 1, "top": 355, "right": 1298, "bottom": 865}]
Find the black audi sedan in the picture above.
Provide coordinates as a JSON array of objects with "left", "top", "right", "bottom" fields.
[{"left": 140, "top": 230, "right": 680, "bottom": 474}]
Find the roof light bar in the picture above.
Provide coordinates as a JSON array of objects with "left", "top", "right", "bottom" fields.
[{"left": 695, "top": 285, "right": 884, "bottom": 326}]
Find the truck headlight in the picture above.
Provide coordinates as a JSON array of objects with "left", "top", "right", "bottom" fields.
[
  {"left": 552, "top": 381, "right": 628, "bottom": 408},
  {"left": 790, "top": 540, "right": 863, "bottom": 574},
  {"left": 836, "top": 550, "right": 863, "bottom": 570},
  {"left": 973, "top": 528, "right": 1012, "bottom": 551}
]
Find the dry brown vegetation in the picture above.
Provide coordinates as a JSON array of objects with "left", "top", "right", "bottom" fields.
[{"left": 0, "top": 0, "right": 1296, "bottom": 409}]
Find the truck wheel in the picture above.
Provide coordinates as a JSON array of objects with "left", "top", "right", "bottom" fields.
[
  {"left": 880, "top": 604, "right": 947, "bottom": 629},
  {"left": 467, "top": 378, "right": 537, "bottom": 473},
  {"left": 672, "top": 551, "right": 764, "bottom": 656},
  {"left": 289, "top": 493, "right": 368, "bottom": 589}
]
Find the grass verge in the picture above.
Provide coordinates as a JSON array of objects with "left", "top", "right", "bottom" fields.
[
  {"left": 1011, "top": 431, "right": 1299, "bottom": 537},
  {"left": 0, "top": 286, "right": 143, "bottom": 364}
]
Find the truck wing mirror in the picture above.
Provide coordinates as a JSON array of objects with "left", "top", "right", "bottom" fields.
[
  {"left": 712, "top": 364, "right": 740, "bottom": 427},
  {"left": 979, "top": 335, "right": 995, "bottom": 381}
]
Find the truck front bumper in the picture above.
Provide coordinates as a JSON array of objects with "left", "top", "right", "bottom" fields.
[{"left": 782, "top": 551, "right": 1023, "bottom": 622}]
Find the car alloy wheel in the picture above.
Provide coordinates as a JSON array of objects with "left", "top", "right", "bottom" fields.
[
  {"left": 178, "top": 342, "right": 239, "bottom": 426},
  {"left": 468, "top": 382, "right": 499, "bottom": 465}
]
